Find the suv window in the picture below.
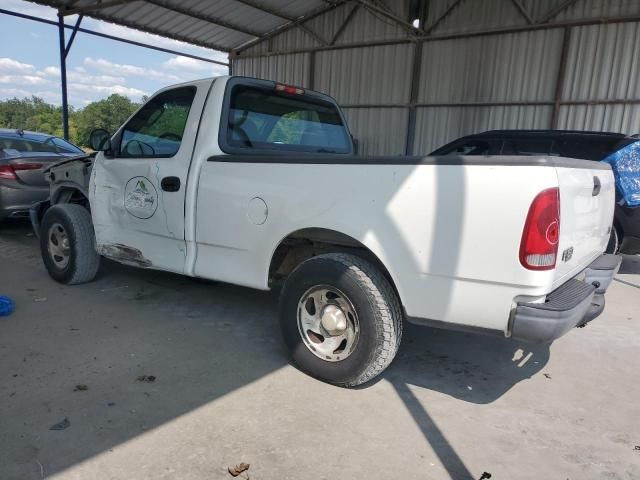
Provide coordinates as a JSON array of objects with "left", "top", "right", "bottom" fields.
[
  {"left": 554, "top": 138, "right": 615, "bottom": 161},
  {"left": 225, "top": 85, "right": 351, "bottom": 153},
  {"left": 433, "top": 138, "right": 501, "bottom": 155},
  {"left": 501, "top": 138, "right": 557, "bottom": 156},
  {"left": 119, "top": 87, "right": 196, "bottom": 158}
]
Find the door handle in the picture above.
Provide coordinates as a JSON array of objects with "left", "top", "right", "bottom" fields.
[
  {"left": 161, "top": 176, "right": 181, "bottom": 192},
  {"left": 592, "top": 176, "right": 601, "bottom": 196}
]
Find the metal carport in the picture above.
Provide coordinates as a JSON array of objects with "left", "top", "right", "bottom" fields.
[{"left": 11, "top": 0, "right": 640, "bottom": 153}]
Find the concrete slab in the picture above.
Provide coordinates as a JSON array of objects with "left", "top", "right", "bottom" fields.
[{"left": 1, "top": 219, "right": 639, "bottom": 480}]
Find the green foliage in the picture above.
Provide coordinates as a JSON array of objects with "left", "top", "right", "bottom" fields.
[
  {"left": 74, "top": 94, "right": 139, "bottom": 146},
  {"left": 0, "top": 94, "right": 140, "bottom": 147},
  {"left": 138, "top": 103, "right": 190, "bottom": 139},
  {"left": 267, "top": 110, "right": 319, "bottom": 144}
]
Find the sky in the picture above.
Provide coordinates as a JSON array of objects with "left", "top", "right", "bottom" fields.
[{"left": 0, "top": 0, "right": 229, "bottom": 108}]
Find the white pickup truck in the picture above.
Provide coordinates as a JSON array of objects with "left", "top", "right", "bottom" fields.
[{"left": 32, "top": 76, "right": 621, "bottom": 387}]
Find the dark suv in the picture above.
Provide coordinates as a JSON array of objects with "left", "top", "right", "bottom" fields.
[{"left": 431, "top": 130, "right": 640, "bottom": 254}]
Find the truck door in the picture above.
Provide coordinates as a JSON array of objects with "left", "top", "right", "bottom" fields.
[{"left": 90, "top": 85, "right": 198, "bottom": 273}]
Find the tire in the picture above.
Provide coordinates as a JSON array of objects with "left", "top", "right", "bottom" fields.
[
  {"left": 279, "top": 253, "right": 402, "bottom": 387},
  {"left": 605, "top": 225, "right": 620, "bottom": 254},
  {"left": 40, "top": 204, "right": 100, "bottom": 285}
]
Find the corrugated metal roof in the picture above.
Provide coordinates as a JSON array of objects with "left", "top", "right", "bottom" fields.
[
  {"left": 342, "top": 107, "right": 409, "bottom": 155},
  {"left": 413, "top": 105, "right": 553, "bottom": 154},
  {"left": 315, "top": 44, "right": 412, "bottom": 104},
  {"left": 24, "top": 0, "right": 339, "bottom": 52},
  {"left": 233, "top": 53, "right": 310, "bottom": 86},
  {"left": 562, "top": 22, "right": 640, "bottom": 100},
  {"left": 418, "top": 29, "right": 563, "bottom": 103},
  {"left": 558, "top": 104, "right": 640, "bottom": 134},
  {"left": 427, "top": 0, "right": 527, "bottom": 35}
]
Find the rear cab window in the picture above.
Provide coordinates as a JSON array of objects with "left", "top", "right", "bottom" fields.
[{"left": 219, "top": 79, "right": 353, "bottom": 155}]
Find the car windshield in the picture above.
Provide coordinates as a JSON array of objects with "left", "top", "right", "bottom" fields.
[{"left": 0, "top": 134, "right": 83, "bottom": 155}]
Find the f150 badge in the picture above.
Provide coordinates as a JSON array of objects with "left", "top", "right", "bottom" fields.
[
  {"left": 561, "top": 246, "right": 574, "bottom": 262},
  {"left": 124, "top": 176, "right": 158, "bottom": 219}
]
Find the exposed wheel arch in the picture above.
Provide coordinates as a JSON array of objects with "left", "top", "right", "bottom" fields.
[
  {"left": 268, "top": 228, "right": 401, "bottom": 302},
  {"left": 51, "top": 185, "right": 90, "bottom": 207}
]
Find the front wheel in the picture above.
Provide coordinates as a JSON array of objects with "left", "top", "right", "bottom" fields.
[
  {"left": 279, "top": 253, "right": 402, "bottom": 387},
  {"left": 40, "top": 204, "right": 100, "bottom": 285}
]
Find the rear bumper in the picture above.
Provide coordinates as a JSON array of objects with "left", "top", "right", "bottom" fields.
[
  {"left": 511, "top": 254, "right": 621, "bottom": 343},
  {"left": 0, "top": 183, "right": 49, "bottom": 221}
]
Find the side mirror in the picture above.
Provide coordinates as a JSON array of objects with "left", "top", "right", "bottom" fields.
[{"left": 89, "top": 129, "right": 112, "bottom": 152}]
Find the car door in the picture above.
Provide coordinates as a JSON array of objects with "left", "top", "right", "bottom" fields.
[{"left": 90, "top": 85, "right": 199, "bottom": 273}]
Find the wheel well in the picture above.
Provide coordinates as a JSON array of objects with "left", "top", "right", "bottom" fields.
[
  {"left": 52, "top": 187, "right": 89, "bottom": 209},
  {"left": 269, "top": 228, "right": 399, "bottom": 296}
]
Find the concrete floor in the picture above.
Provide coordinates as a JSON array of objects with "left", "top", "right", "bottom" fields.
[{"left": 1, "top": 219, "right": 639, "bottom": 480}]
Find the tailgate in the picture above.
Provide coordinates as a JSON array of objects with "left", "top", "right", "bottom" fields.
[{"left": 553, "top": 162, "right": 615, "bottom": 287}]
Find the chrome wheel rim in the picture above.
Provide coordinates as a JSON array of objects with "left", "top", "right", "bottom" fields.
[
  {"left": 47, "top": 223, "right": 71, "bottom": 269},
  {"left": 296, "top": 285, "right": 359, "bottom": 362}
]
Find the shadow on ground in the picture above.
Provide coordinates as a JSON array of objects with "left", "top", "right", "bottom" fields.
[{"left": 1, "top": 219, "right": 548, "bottom": 479}]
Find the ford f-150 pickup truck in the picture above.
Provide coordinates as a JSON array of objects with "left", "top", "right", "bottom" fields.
[{"left": 32, "top": 76, "right": 621, "bottom": 387}]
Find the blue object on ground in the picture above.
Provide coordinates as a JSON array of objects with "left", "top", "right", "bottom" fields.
[
  {"left": 602, "top": 140, "right": 640, "bottom": 207},
  {"left": 0, "top": 295, "right": 15, "bottom": 316}
]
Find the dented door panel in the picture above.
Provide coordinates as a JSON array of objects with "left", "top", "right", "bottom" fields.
[{"left": 89, "top": 81, "right": 210, "bottom": 274}]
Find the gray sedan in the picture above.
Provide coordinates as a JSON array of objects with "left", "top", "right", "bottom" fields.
[{"left": 0, "top": 129, "right": 85, "bottom": 222}]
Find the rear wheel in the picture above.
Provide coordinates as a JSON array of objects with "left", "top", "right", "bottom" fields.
[
  {"left": 605, "top": 225, "right": 620, "bottom": 254},
  {"left": 279, "top": 253, "right": 402, "bottom": 387},
  {"left": 40, "top": 204, "right": 100, "bottom": 284}
]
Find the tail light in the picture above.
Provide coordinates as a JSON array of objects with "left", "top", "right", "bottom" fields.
[
  {"left": 0, "top": 163, "right": 43, "bottom": 180},
  {"left": 520, "top": 187, "right": 560, "bottom": 270}
]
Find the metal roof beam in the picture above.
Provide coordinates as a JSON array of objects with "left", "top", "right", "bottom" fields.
[
  {"left": 63, "top": 13, "right": 83, "bottom": 57},
  {"left": 355, "top": 0, "right": 424, "bottom": 36},
  {"left": 232, "top": 0, "right": 290, "bottom": 20},
  {"left": 330, "top": 4, "right": 359, "bottom": 45},
  {"left": 511, "top": 0, "right": 534, "bottom": 25},
  {"left": 538, "top": 0, "right": 580, "bottom": 24},
  {"left": 0, "top": 7, "right": 232, "bottom": 56},
  {"left": 63, "top": 0, "right": 136, "bottom": 16},
  {"left": 232, "top": 0, "right": 328, "bottom": 45},
  {"left": 233, "top": 13, "right": 640, "bottom": 58},
  {"left": 233, "top": 0, "right": 346, "bottom": 54},
  {"left": 424, "top": 0, "right": 464, "bottom": 35},
  {"left": 143, "top": 0, "right": 262, "bottom": 38}
]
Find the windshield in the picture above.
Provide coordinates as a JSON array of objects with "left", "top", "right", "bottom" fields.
[{"left": 225, "top": 85, "right": 351, "bottom": 154}]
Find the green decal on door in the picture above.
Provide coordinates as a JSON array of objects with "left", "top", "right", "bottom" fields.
[{"left": 124, "top": 176, "right": 158, "bottom": 219}]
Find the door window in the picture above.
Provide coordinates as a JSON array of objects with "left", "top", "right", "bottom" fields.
[{"left": 119, "top": 87, "right": 196, "bottom": 158}]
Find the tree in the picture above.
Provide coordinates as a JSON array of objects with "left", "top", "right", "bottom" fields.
[
  {"left": 0, "top": 94, "right": 140, "bottom": 147},
  {"left": 74, "top": 94, "right": 139, "bottom": 146}
]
